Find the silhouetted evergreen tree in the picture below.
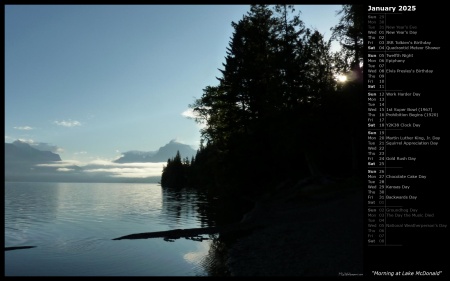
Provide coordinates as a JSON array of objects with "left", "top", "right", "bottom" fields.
[
  {"left": 331, "top": 4, "right": 364, "bottom": 75},
  {"left": 172, "top": 4, "right": 364, "bottom": 202},
  {"left": 329, "top": 4, "right": 365, "bottom": 176},
  {"left": 188, "top": 5, "right": 343, "bottom": 197},
  {"left": 161, "top": 150, "right": 189, "bottom": 189}
]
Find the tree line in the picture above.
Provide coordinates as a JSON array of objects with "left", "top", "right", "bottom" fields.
[{"left": 162, "top": 5, "right": 364, "bottom": 202}]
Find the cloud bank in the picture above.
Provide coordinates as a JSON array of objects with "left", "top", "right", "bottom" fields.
[{"left": 35, "top": 160, "right": 165, "bottom": 182}]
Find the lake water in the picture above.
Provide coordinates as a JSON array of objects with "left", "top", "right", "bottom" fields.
[{"left": 4, "top": 182, "right": 222, "bottom": 276}]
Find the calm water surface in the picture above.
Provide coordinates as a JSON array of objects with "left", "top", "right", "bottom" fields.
[{"left": 5, "top": 182, "right": 219, "bottom": 276}]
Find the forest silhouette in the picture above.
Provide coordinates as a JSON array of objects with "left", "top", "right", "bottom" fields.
[{"left": 161, "top": 5, "right": 364, "bottom": 217}]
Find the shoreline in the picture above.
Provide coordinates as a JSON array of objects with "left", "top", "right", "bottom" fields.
[{"left": 225, "top": 182, "right": 364, "bottom": 276}]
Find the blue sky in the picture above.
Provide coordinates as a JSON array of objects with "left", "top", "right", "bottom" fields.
[{"left": 5, "top": 5, "right": 343, "bottom": 166}]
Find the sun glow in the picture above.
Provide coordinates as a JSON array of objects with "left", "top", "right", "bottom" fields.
[{"left": 337, "top": 75, "right": 347, "bottom": 83}]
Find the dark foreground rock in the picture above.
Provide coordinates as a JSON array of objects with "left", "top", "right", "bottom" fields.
[
  {"left": 226, "top": 180, "right": 364, "bottom": 276},
  {"left": 113, "top": 177, "right": 364, "bottom": 276}
]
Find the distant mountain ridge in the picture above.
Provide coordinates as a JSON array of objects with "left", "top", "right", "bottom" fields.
[
  {"left": 114, "top": 140, "right": 197, "bottom": 163},
  {"left": 4, "top": 139, "right": 192, "bottom": 183},
  {"left": 5, "top": 140, "right": 74, "bottom": 182},
  {"left": 5, "top": 140, "right": 62, "bottom": 163}
]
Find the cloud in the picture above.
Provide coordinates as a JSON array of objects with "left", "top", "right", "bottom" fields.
[
  {"left": 181, "top": 108, "right": 206, "bottom": 129},
  {"left": 18, "top": 138, "right": 35, "bottom": 144},
  {"left": 57, "top": 168, "right": 75, "bottom": 172},
  {"left": 37, "top": 159, "right": 165, "bottom": 179},
  {"left": 17, "top": 139, "right": 63, "bottom": 154},
  {"left": 33, "top": 142, "right": 64, "bottom": 153},
  {"left": 14, "top": 126, "right": 34, "bottom": 130},
  {"left": 74, "top": 151, "right": 87, "bottom": 155},
  {"left": 36, "top": 160, "right": 82, "bottom": 167},
  {"left": 7, "top": 156, "right": 164, "bottom": 182},
  {"left": 181, "top": 108, "right": 197, "bottom": 119},
  {"left": 83, "top": 161, "right": 165, "bottom": 178},
  {"left": 54, "top": 120, "right": 82, "bottom": 127}
]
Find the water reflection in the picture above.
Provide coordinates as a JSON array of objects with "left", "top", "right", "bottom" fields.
[
  {"left": 160, "top": 186, "right": 234, "bottom": 276},
  {"left": 200, "top": 236, "right": 233, "bottom": 276},
  {"left": 161, "top": 187, "right": 215, "bottom": 229},
  {"left": 5, "top": 182, "right": 231, "bottom": 276},
  {"left": 5, "top": 182, "right": 61, "bottom": 246}
]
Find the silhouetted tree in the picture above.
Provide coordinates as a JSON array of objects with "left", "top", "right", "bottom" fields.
[
  {"left": 161, "top": 150, "right": 188, "bottom": 188},
  {"left": 330, "top": 4, "right": 365, "bottom": 176},
  {"left": 331, "top": 4, "right": 364, "bottom": 79},
  {"left": 188, "top": 5, "right": 343, "bottom": 196},
  {"left": 177, "top": 4, "right": 364, "bottom": 201}
]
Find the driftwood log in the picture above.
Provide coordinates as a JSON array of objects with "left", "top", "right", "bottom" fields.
[
  {"left": 5, "top": 246, "right": 36, "bottom": 251},
  {"left": 113, "top": 226, "right": 221, "bottom": 241},
  {"left": 112, "top": 222, "right": 257, "bottom": 242}
]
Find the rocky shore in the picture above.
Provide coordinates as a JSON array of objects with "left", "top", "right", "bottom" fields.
[{"left": 225, "top": 180, "right": 364, "bottom": 276}]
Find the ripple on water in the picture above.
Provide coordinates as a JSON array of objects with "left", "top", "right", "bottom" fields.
[
  {"left": 42, "top": 236, "right": 109, "bottom": 259},
  {"left": 5, "top": 182, "right": 219, "bottom": 276}
]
